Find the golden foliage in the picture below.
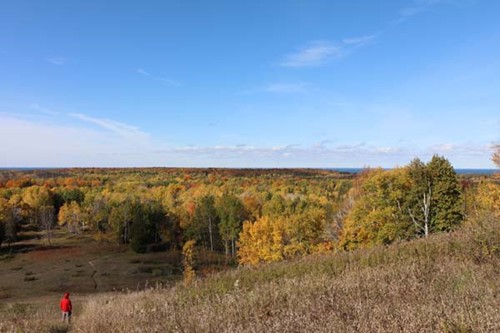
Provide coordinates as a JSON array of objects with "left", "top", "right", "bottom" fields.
[
  {"left": 237, "top": 216, "right": 285, "bottom": 265},
  {"left": 475, "top": 181, "right": 500, "bottom": 219},
  {"left": 182, "top": 239, "right": 197, "bottom": 286}
]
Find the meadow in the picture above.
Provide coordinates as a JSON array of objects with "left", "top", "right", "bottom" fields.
[{"left": 1, "top": 214, "right": 498, "bottom": 333}]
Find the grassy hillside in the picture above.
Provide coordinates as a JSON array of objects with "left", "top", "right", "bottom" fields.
[{"left": 2, "top": 217, "right": 498, "bottom": 333}]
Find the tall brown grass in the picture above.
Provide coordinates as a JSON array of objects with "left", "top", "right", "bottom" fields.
[{"left": 2, "top": 217, "right": 498, "bottom": 333}]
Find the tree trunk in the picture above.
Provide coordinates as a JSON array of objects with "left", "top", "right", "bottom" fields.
[{"left": 208, "top": 217, "right": 214, "bottom": 252}]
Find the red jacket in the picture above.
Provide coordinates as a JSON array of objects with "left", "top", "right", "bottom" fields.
[{"left": 60, "top": 293, "right": 72, "bottom": 312}]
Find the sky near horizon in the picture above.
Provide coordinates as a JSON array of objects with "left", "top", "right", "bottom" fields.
[{"left": 0, "top": 0, "right": 499, "bottom": 168}]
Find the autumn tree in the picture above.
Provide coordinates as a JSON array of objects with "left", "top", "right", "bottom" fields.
[
  {"left": 22, "top": 186, "right": 53, "bottom": 226},
  {"left": 58, "top": 201, "right": 84, "bottom": 233},
  {"left": 83, "top": 191, "right": 109, "bottom": 233},
  {"left": 341, "top": 156, "right": 463, "bottom": 249},
  {"left": 472, "top": 147, "right": 500, "bottom": 221},
  {"left": 182, "top": 240, "right": 196, "bottom": 286},
  {"left": 340, "top": 168, "right": 412, "bottom": 249},
  {"left": 188, "top": 195, "right": 220, "bottom": 251},
  {"left": 238, "top": 216, "right": 285, "bottom": 265},
  {"left": 0, "top": 198, "right": 21, "bottom": 246},
  {"left": 216, "top": 193, "right": 246, "bottom": 256},
  {"left": 108, "top": 199, "right": 136, "bottom": 244}
]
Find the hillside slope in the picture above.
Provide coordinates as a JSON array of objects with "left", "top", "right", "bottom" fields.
[
  {"left": 78, "top": 217, "right": 499, "bottom": 333},
  {"left": 2, "top": 218, "right": 499, "bottom": 333}
]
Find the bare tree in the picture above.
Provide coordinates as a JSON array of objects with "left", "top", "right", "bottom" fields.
[
  {"left": 407, "top": 184, "right": 431, "bottom": 238},
  {"left": 493, "top": 144, "right": 500, "bottom": 168},
  {"left": 39, "top": 205, "right": 55, "bottom": 245}
]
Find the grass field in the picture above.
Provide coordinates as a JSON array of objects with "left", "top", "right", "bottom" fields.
[
  {"left": 0, "top": 228, "right": 185, "bottom": 300},
  {"left": 1, "top": 217, "right": 499, "bottom": 332}
]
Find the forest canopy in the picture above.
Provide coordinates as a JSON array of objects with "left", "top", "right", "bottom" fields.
[{"left": 0, "top": 156, "right": 498, "bottom": 266}]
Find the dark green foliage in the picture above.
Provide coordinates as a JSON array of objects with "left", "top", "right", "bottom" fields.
[
  {"left": 406, "top": 155, "right": 463, "bottom": 235},
  {"left": 129, "top": 215, "right": 154, "bottom": 253},
  {"left": 427, "top": 155, "right": 463, "bottom": 231},
  {"left": 343, "top": 156, "right": 464, "bottom": 248}
]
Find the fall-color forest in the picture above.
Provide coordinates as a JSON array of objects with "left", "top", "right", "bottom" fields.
[{"left": 1, "top": 154, "right": 498, "bottom": 269}]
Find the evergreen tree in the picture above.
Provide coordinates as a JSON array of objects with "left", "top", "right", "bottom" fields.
[{"left": 427, "top": 155, "right": 463, "bottom": 232}]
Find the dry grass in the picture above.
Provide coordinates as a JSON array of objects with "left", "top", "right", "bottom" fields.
[{"left": 2, "top": 218, "right": 499, "bottom": 333}]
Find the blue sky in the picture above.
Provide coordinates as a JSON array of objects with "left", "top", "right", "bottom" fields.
[{"left": 0, "top": 0, "right": 499, "bottom": 168}]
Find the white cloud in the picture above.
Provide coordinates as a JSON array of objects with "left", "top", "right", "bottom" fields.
[
  {"left": 397, "top": 0, "right": 465, "bottom": 22},
  {"left": 280, "top": 41, "right": 342, "bottom": 67},
  {"left": 239, "top": 82, "right": 311, "bottom": 95},
  {"left": 68, "top": 113, "right": 150, "bottom": 142},
  {"left": 280, "top": 36, "right": 375, "bottom": 68},
  {"left": 0, "top": 112, "right": 493, "bottom": 168},
  {"left": 136, "top": 68, "right": 181, "bottom": 87},
  {"left": 342, "top": 35, "right": 376, "bottom": 46},
  {"left": 427, "top": 142, "right": 490, "bottom": 156}
]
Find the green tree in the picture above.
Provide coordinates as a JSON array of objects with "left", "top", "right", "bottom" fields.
[
  {"left": 340, "top": 168, "right": 412, "bottom": 249},
  {"left": 129, "top": 200, "right": 168, "bottom": 253},
  {"left": 216, "top": 193, "right": 246, "bottom": 256},
  {"left": 108, "top": 199, "right": 136, "bottom": 244},
  {"left": 262, "top": 194, "right": 286, "bottom": 217},
  {"left": 188, "top": 195, "right": 219, "bottom": 251},
  {"left": 427, "top": 155, "right": 463, "bottom": 233}
]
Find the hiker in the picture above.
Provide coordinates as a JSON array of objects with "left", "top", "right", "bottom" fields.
[{"left": 60, "top": 292, "right": 72, "bottom": 323}]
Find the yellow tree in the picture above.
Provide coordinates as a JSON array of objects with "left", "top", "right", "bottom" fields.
[
  {"left": 58, "top": 201, "right": 84, "bottom": 233},
  {"left": 237, "top": 216, "right": 285, "bottom": 265},
  {"left": 339, "top": 168, "right": 412, "bottom": 250},
  {"left": 474, "top": 146, "right": 500, "bottom": 220}
]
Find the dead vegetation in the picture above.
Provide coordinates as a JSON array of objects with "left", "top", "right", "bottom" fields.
[
  {"left": 1, "top": 216, "right": 488, "bottom": 333},
  {"left": 1, "top": 217, "right": 498, "bottom": 332}
]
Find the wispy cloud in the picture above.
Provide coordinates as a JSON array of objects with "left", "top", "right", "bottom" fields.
[
  {"left": 136, "top": 68, "right": 181, "bottom": 87},
  {"left": 45, "top": 57, "right": 67, "bottom": 65},
  {"left": 280, "top": 0, "right": 462, "bottom": 69},
  {"left": 29, "top": 104, "right": 60, "bottom": 116},
  {"left": 68, "top": 113, "right": 150, "bottom": 141},
  {"left": 239, "top": 82, "right": 311, "bottom": 95},
  {"left": 397, "top": 0, "right": 462, "bottom": 22},
  {"left": 0, "top": 112, "right": 493, "bottom": 167},
  {"left": 427, "top": 142, "right": 491, "bottom": 156},
  {"left": 280, "top": 35, "right": 375, "bottom": 67},
  {"left": 154, "top": 142, "right": 408, "bottom": 159}
]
